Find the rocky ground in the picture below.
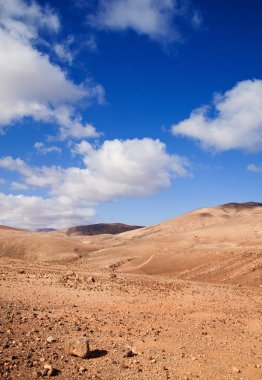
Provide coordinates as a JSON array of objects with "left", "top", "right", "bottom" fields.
[{"left": 0, "top": 257, "right": 261, "bottom": 380}]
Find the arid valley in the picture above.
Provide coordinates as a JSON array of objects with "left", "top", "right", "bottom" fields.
[
  {"left": 1, "top": 0, "right": 262, "bottom": 378},
  {"left": 0, "top": 202, "right": 261, "bottom": 379}
]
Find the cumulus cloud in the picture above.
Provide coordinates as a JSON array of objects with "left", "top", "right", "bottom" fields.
[
  {"left": 247, "top": 164, "right": 262, "bottom": 173},
  {"left": 0, "top": 156, "right": 29, "bottom": 175},
  {"left": 56, "top": 138, "right": 190, "bottom": 203},
  {"left": 0, "top": 138, "right": 189, "bottom": 227},
  {"left": 0, "top": 0, "right": 103, "bottom": 139},
  {"left": 90, "top": 0, "right": 201, "bottom": 44},
  {"left": 172, "top": 79, "right": 262, "bottom": 152}
]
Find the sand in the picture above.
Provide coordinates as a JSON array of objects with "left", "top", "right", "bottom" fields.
[{"left": 0, "top": 202, "right": 261, "bottom": 379}]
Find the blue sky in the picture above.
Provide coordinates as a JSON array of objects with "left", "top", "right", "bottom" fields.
[{"left": 0, "top": 0, "right": 261, "bottom": 228}]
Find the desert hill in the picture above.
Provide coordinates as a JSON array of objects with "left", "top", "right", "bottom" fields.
[
  {"left": 0, "top": 228, "right": 85, "bottom": 262},
  {"left": 0, "top": 202, "right": 261, "bottom": 286},
  {"left": 66, "top": 223, "right": 143, "bottom": 236},
  {"left": 79, "top": 202, "right": 262, "bottom": 286}
]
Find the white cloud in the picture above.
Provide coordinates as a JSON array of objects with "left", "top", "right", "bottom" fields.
[
  {"left": 247, "top": 164, "right": 262, "bottom": 173},
  {"left": 0, "top": 156, "right": 29, "bottom": 175},
  {"left": 172, "top": 79, "right": 262, "bottom": 152},
  {"left": 34, "top": 142, "right": 61, "bottom": 155},
  {"left": 1, "top": 139, "right": 189, "bottom": 198},
  {"left": 0, "top": 156, "right": 62, "bottom": 188},
  {"left": 0, "top": 0, "right": 103, "bottom": 139},
  {"left": 0, "top": 0, "right": 60, "bottom": 40},
  {"left": 90, "top": 0, "right": 201, "bottom": 44},
  {"left": 64, "top": 138, "right": 190, "bottom": 202},
  {"left": 0, "top": 138, "right": 189, "bottom": 227},
  {"left": 0, "top": 193, "right": 96, "bottom": 229},
  {"left": 54, "top": 43, "right": 74, "bottom": 65},
  {"left": 53, "top": 106, "right": 102, "bottom": 140},
  {"left": 11, "top": 181, "right": 29, "bottom": 190},
  {"left": 0, "top": 178, "right": 6, "bottom": 185}
]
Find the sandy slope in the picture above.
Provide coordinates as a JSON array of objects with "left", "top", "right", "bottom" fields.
[
  {"left": 0, "top": 202, "right": 261, "bottom": 286},
  {"left": 79, "top": 202, "right": 262, "bottom": 286}
]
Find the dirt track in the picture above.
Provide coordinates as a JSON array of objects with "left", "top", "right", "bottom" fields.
[{"left": 0, "top": 258, "right": 261, "bottom": 380}]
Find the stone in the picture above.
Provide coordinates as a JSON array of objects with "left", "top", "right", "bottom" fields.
[
  {"left": 68, "top": 338, "right": 90, "bottom": 359},
  {"left": 42, "top": 363, "right": 55, "bottom": 376},
  {"left": 42, "top": 368, "right": 48, "bottom": 376},
  {"left": 88, "top": 276, "right": 95, "bottom": 283},
  {"left": 46, "top": 336, "right": 56, "bottom": 343},
  {"left": 124, "top": 349, "right": 136, "bottom": 358},
  {"left": 78, "top": 366, "right": 87, "bottom": 374}
]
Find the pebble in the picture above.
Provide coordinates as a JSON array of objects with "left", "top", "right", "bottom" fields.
[
  {"left": 124, "top": 349, "right": 136, "bottom": 358},
  {"left": 42, "top": 363, "right": 55, "bottom": 376},
  {"left": 68, "top": 338, "right": 90, "bottom": 359},
  {"left": 46, "top": 336, "right": 56, "bottom": 343},
  {"left": 78, "top": 366, "right": 87, "bottom": 374}
]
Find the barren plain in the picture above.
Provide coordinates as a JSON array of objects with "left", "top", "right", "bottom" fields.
[{"left": 0, "top": 202, "right": 261, "bottom": 379}]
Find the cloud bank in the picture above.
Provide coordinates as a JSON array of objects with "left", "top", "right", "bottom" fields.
[{"left": 172, "top": 79, "right": 262, "bottom": 152}]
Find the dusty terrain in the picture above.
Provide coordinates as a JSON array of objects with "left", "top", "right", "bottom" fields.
[
  {"left": 0, "top": 202, "right": 261, "bottom": 379},
  {"left": 0, "top": 258, "right": 261, "bottom": 380},
  {"left": 0, "top": 202, "right": 261, "bottom": 286}
]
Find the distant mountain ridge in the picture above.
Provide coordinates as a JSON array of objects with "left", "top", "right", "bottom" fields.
[
  {"left": 66, "top": 223, "right": 143, "bottom": 236},
  {"left": 36, "top": 228, "right": 56, "bottom": 233},
  {"left": 0, "top": 225, "right": 28, "bottom": 232}
]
